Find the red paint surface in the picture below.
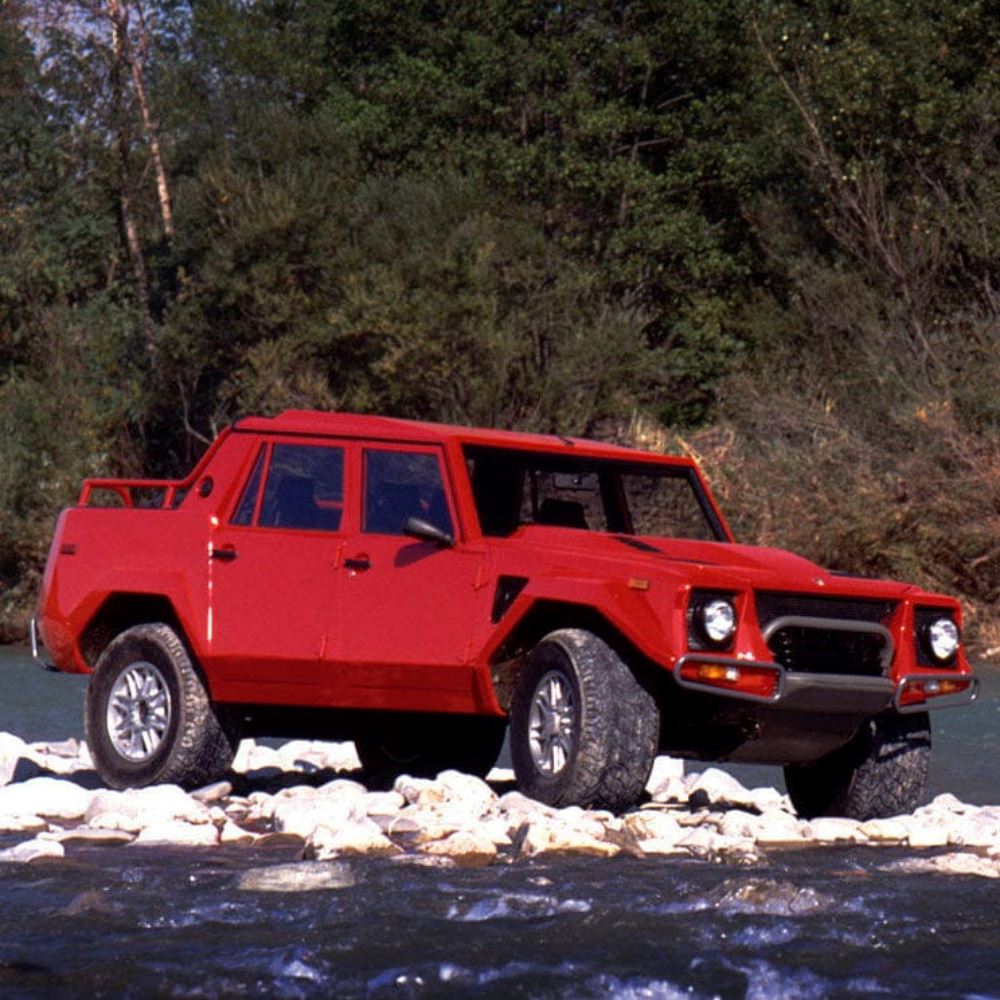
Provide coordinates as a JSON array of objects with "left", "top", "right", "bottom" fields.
[{"left": 36, "top": 410, "right": 974, "bottom": 718}]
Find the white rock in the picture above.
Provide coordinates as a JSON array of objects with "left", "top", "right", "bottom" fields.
[
  {"left": 676, "top": 826, "right": 727, "bottom": 855},
  {"left": 271, "top": 798, "right": 359, "bottom": 839},
  {"left": 485, "top": 766, "right": 515, "bottom": 783},
  {"left": 85, "top": 785, "right": 211, "bottom": 831},
  {"left": 134, "top": 820, "right": 220, "bottom": 846},
  {"left": 553, "top": 806, "right": 611, "bottom": 841},
  {"left": 0, "top": 733, "right": 29, "bottom": 786},
  {"left": 646, "top": 756, "right": 685, "bottom": 795},
  {"left": 44, "top": 828, "right": 135, "bottom": 847},
  {"left": 496, "top": 791, "right": 558, "bottom": 829},
  {"left": 476, "top": 818, "right": 514, "bottom": 848},
  {"left": 649, "top": 776, "right": 689, "bottom": 805},
  {"left": 420, "top": 829, "right": 497, "bottom": 866},
  {"left": 236, "top": 860, "right": 357, "bottom": 892},
  {"left": 809, "top": 817, "right": 864, "bottom": 844},
  {"left": 686, "top": 769, "right": 757, "bottom": 810},
  {"left": 517, "top": 819, "right": 619, "bottom": 858},
  {"left": 363, "top": 791, "right": 405, "bottom": 818},
  {"left": 917, "top": 793, "right": 973, "bottom": 816},
  {"left": 234, "top": 741, "right": 284, "bottom": 773},
  {"left": 905, "top": 819, "right": 950, "bottom": 850},
  {"left": 316, "top": 778, "right": 368, "bottom": 804},
  {"left": 749, "top": 787, "right": 792, "bottom": 813},
  {"left": 754, "top": 810, "right": 811, "bottom": 846},
  {"left": 884, "top": 852, "right": 1000, "bottom": 879},
  {"left": 435, "top": 771, "right": 498, "bottom": 816},
  {"left": 858, "top": 818, "right": 909, "bottom": 844},
  {"left": 947, "top": 813, "right": 1000, "bottom": 849},
  {"left": 306, "top": 818, "right": 397, "bottom": 859},
  {"left": 394, "top": 776, "right": 446, "bottom": 806},
  {"left": 637, "top": 837, "right": 686, "bottom": 856},
  {"left": 0, "top": 777, "right": 90, "bottom": 820},
  {"left": 231, "top": 739, "right": 256, "bottom": 773},
  {"left": 219, "top": 820, "right": 257, "bottom": 845},
  {"left": 0, "top": 813, "right": 47, "bottom": 834},
  {"left": 0, "top": 837, "right": 64, "bottom": 862},
  {"left": 387, "top": 806, "right": 465, "bottom": 844},
  {"left": 623, "top": 810, "right": 683, "bottom": 845},
  {"left": 718, "top": 810, "right": 762, "bottom": 840},
  {"left": 191, "top": 781, "right": 233, "bottom": 804},
  {"left": 277, "top": 740, "right": 361, "bottom": 772}
]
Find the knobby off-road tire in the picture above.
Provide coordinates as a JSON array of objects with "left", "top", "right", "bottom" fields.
[
  {"left": 85, "top": 623, "right": 238, "bottom": 790},
  {"left": 355, "top": 713, "right": 508, "bottom": 790},
  {"left": 784, "top": 712, "right": 931, "bottom": 820},
  {"left": 509, "top": 628, "right": 660, "bottom": 813}
]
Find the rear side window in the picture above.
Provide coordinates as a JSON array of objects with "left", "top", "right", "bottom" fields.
[
  {"left": 256, "top": 444, "right": 345, "bottom": 532},
  {"left": 364, "top": 450, "right": 453, "bottom": 537}
]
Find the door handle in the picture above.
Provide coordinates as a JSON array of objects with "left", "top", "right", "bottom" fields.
[
  {"left": 211, "top": 546, "right": 238, "bottom": 562},
  {"left": 344, "top": 556, "right": 371, "bottom": 572}
]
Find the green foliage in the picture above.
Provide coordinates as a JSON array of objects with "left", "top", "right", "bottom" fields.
[{"left": 0, "top": 0, "right": 997, "bottom": 646}]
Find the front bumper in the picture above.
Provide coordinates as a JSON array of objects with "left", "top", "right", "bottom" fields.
[{"left": 673, "top": 653, "right": 978, "bottom": 715}]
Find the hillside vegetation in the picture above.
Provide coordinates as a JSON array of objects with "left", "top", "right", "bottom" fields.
[{"left": 1, "top": 1, "right": 997, "bottom": 648}]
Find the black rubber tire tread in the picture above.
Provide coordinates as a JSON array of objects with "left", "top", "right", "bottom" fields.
[
  {"left": 355, "top": 714, "right": 508, "bottom": 790},
  {"left": 509, "top": 628, "right": 660, "bottom": 813},
  {"left": 784, "top": 712, "right": 931, "bottom": 820},
  {"left": 85, "top": 623, "right": 238, "bottom": 790}
]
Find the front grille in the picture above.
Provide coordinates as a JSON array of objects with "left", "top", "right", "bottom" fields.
[
  {"left": 766, "top": 625, "right": 888, "bottom": 676},
  {"left": 756, "top": 593, "right": 895, "bottom": 629},
  {"left": 757, "top": 593, "right": 896, "bottom": 677}
]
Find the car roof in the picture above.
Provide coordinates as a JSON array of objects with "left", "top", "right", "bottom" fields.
[{"left": 233, "top": 410, "right": 696, "bottom": 468}]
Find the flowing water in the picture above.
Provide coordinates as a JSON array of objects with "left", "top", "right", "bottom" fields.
[{"left": 2, "top": 645, "right": 1000, "bottom": 999}]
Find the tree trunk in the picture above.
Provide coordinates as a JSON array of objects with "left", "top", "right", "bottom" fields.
[
  {"left": 121, "top": 0, "right": 174, "bottom": 241},
  {"left": 109, "top": 0, "right": 156, "bottom": 356}
]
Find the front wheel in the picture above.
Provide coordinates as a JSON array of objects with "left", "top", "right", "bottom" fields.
[
  {"left": 784, "top": 712, "right": 931, "bottom": 820},
  {"left": 509, "top": 629, "right": 659, "bottom": 813},
  {"left": 85, "top": 623, "right": 237, "bottom": 790}
]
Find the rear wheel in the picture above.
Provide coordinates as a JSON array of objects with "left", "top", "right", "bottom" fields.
[
  {"left": 355, "top": 713, "right": 507, "bottom": 789},
  {"left": 784, "top": 712, "right": 931, "bottom": 820},
  {"left": 85, "top": 623, "right": 238, "bottom": 789},
  {"left": 509, "top": 629, "right": 659, "bottom": 813}
]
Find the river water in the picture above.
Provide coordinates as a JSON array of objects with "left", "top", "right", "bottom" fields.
[{"left": 2, "top": 645, "right": 1000, "bottom": 998}]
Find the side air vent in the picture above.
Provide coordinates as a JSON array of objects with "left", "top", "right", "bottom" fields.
[{"left": 491, "top": 576, "right": 529, "bottom": 623}]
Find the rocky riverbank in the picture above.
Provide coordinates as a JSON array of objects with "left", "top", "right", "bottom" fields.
[{"left": 1, "top": 732, "right": 999, "bottom": 879}]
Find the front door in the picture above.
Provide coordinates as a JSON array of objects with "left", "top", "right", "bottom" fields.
[
  {"left": 330, "top": 444, "right": 491, "bottom": 713},
  {"left": 208, "top": 439, "right": 346, "bottom": 703}
]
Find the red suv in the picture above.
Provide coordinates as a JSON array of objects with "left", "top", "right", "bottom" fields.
[{"left": 34, "top": 410, "right": 977, "bottom": 818}]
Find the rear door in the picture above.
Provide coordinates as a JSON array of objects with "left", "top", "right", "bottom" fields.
[
  {"left": 330, "top": 443, "right": 492, "bottom": 713},
  {"left": 207, "top": 438, "right": 346, "bottom": 702}
]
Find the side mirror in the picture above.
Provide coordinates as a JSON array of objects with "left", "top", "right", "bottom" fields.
[{"left": 403, "top": 516, "right": 454, "bottom": 548}]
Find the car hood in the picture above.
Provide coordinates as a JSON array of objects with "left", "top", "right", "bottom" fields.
[{"left": 511, "top": 527, "right": 920, "bottom": 601}]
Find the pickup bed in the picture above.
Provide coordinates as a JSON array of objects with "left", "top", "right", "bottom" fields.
[{"left": 34, "top": 410, "right": 978, "bottom": 817}]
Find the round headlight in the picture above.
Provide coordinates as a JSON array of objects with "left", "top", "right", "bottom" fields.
[
  {"left": 927, "top": 617, "right": 960, "bottom": 663},
  {"left": 701, "top": 598, "right": 737, "bottom": 646}
]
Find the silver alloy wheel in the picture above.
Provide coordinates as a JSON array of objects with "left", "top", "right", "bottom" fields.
[
  {"left": 528, "top": 669, "right": 577, "bottom": 775},
  {"left": 106, "top": 660, "right": 172, "bottom": 762}
]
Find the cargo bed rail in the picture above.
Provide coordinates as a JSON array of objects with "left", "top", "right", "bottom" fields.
[{"left": 78, "top": 478, "right": 185, "bottom": 508}]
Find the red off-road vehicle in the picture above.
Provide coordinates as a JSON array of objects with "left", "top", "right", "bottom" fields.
[{"left": 34, "top": 411, "right": 977, "bottom": 818}]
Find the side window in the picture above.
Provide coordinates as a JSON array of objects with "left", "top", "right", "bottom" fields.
[
  {"left": 231, "top": 446, "right": 266, "bottom": 526},
  {"left": 258, "top": 444, "right": 344, "bottom": 532},
  {"left": 364, "top": 450, "right": 453, "bottom": 537}
]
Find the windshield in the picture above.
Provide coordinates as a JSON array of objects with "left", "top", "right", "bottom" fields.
[{"left": 464, "top": 446, "right": 725, "bottom": 542}]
